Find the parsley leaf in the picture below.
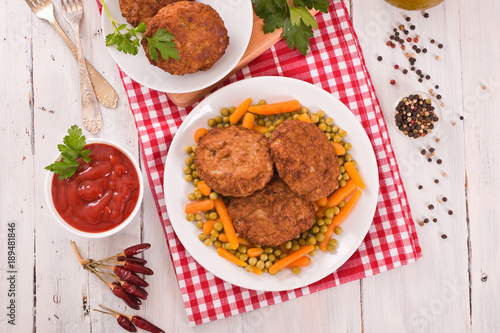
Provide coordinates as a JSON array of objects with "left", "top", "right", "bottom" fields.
[
  {"left": 99, "top": 0, "right": 179, "bottom": 62},
  {"left": 252, "top": 0, "right": 330, "bottom": 55},
  {"left": 45, "top": 125, "right": 91, "bottom": 180}
]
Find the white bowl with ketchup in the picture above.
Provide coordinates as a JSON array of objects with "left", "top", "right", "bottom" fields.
[{"left": 45, "top": 138, "right": 144, "bottom": 238}]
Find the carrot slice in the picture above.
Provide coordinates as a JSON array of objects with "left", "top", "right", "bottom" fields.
[
  {"left": 247, "top": 100, "right": 301, "bottom": 115},
  {"left": 197, "top": 180, "right": 211, "bottom": 196},
  {"left": 316, "top": 196, "right": 328, "bottom": 207},
  {"left": 252, "top": 125, "right": 269, "bottom": 135},
  {"left": 185, "top": 199, "right": 214, "bottom": 214},
  {"left": 241, "top": 112, "right": 255, "bottom": 130},
  {"left": 218, "top": 234, "right": 252, "bottom": 247},
  {"left": 251, "top": 266, "right": 263, "bottom": 275},
  {"left": 344, "top": 162, "right": 366, "bottom": 189},
  {"left": 298, "top": 113, "right": 312, "bottom": 122},
  {"left": 203, "top": 220, "right": 216, "bottom": 235},
  {"left": 194, "top": 128, "right": 209, "bottom": 143},
  {"left": 269, "top": 245, "right": 314, "bottom": 275},
  {"left": 229, "top": 98, "right": 252, "bottom": 124},
  {"left": 247, "top": 248, "right": 264, "bottom": 258},
  {"left": 214, "top": 198, "right": 239, "bottom": 250},
  {"left": 217, "top": 247, "right": 247, "bottom": 267},
  {"left": 315, "top": 179, "right": 357, "bottom": 218},
  {"left": 332, "top": 142, "right": 346, "bottom": 156},
  {"left": 319, "top": 190, "right": 362, "bottom": 252},
  {"left": 288, "top": 256, "right": 311, "bottom": 268}
]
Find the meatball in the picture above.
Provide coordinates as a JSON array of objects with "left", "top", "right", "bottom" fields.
[
  {"left": 195, "top": 126, "right": 273, "bottom": 197},
  {"left": 228, "top": 177, "right": 316, "bottom": 247},
  {"left": 269, "top": 120, "right": 340, "bottom": 201}
]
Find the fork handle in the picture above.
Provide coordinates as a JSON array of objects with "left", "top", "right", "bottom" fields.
[
  {"left": 49, "top": 18, "right": 118, "bottom": 109},
  {"left": 71, "top": 23, "right": 103, "bottom": 134}
]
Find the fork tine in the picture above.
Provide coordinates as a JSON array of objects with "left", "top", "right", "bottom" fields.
[
  {"left": 24, "top": 0, "right": 37, "bottom": 11},
  {"left": 76, "top": 0, "right": 83, "bottom": 11},
  {"left": 61, "top": 0, "right": 67, "bottom": 13}
]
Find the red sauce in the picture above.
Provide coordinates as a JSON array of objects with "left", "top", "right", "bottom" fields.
[{"left": 51, "top": 143, "right": 140, "bottom": 233}]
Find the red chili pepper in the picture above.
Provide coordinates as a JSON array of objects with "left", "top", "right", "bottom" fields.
[
  {"left": 123, "top": 261, "right": 154, "bottom": 275},
  {"left": 117, "top": 256, "right": 147, "bottom": 265},
  {"left": 131, "top": 316, "right": 165, "bottom": 333},
  {"left": 111, "top": 283, "right": 140, "bottom": 310},
  {"left": 123, "top": 243, "right": 151, "bottom": 257},
  {"left": 122, "top": 282, "right": 148, "bottom": 300},
  {"left": 117, "top": 315, "right": 137, "bottom": 332},
  {"left": 114, "top": 266, "right": 149, "bottom": 287}
]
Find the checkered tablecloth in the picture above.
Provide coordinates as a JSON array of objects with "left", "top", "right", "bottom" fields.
[{"left": 105, "top": 0, "right": 422, "bottom": 326}]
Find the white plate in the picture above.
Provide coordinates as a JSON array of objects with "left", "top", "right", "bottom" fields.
[
  {"left": 101, "top": 0, "right": 253, "bottom": 94},
  {"left": 164, "top": 76, "right": 379, "bottom": 291}
]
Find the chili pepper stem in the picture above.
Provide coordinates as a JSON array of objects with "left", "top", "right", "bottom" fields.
[
  {"left": 99, "top": 305, "right": 131, "bottom": 320},
  {"left": 94, "top": 267, "right": 121, "bottom": 282},
  {"left": 93, "top": 309, "right": 120, "bottom": 318},
  {"left": 86, "top": 266, "right": 113, "bottom": 289},
  {"left": 70, "top": 240, "right": 90, "bottom": 266}
]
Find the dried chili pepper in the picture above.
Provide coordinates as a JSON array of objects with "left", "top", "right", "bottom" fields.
[
  {"left": 114, "top": 266, "right": 149, "bottom": 287},
  {"left": 111, "top": 283, "right": 140, "bottom": 310},
  {"left": 117, "top": 256, "right": 148, "bottom": 265},
  {"left": 122, "top": 282, "right": 148, "bottom": 300},
  {"left": 117, "top": 315, "right": 137, "bottom": 332},
  {"left": 131, "top": 316, "right": 165, "bottom": 333},
  {"left": 123, "top": 243, "right": 151, "bottom": 257},
  {"left": 123, "top": 261, "right": 154, "bottom": 275}
]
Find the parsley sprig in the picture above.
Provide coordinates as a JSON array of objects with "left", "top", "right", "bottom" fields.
[
  {"left": 99, "top": 0, "right": 179, "bottom": 62},
  {"left": 45, "top": 125, "right": 91, "bottom": 180},
  {"left": 252, "top": 0, "right": 330, "bottom": 55}
]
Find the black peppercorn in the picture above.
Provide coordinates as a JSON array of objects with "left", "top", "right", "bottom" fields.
[
  {"left": 436, "top": 94, "right": 442, "bottom": 99},
  {"left": 448, "top": 210, "right": 453, "bottom": 215},
  {"left": 406, "top": 17, "right": 411, "bottom": 22},
  {"left": 433, "top": 218, "right": 437, "bottom": 222},
  {"left": 418, "top": 185, "right": 423, "bottom": 189},
  {"left": 441, "top": 234, "right": 447, "bottom": 239},
  {"left": 443, "top": 197, "right": 448, "bottom": 202},
  {"left": 403, "top": 69, "right": 408, "bottom": 74},
  {"left": 428, "top": 204, "right": 434, "bottom": 210},
  {"left": 410, "top": 25, "right": 415, "bottom": 30},
  {"left": 422, "top": 48, "right": 427, "bottom": 53},
  {"left": 438, "top": 43, "right": 443, "bottom": 49},
  {"left": 434, "top": 179, "right": 439, "bottom": 184},
  {"left": 435, "top": 85, "right": 439, "bottom": 89},
  {"left": 377, "top": 56, "right": 383, "bottom": 61},
  {"left": 437, "top": 159, "right": 442, "bottom": 164},
  {"left": 423, "top": 12, "right": 429, "bottom": 18}
]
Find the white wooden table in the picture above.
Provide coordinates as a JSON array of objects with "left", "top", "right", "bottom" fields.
[{"left": 1, "top": 0, "right": 499, "bottom": 332}]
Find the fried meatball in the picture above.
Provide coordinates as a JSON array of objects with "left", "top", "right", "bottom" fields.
[
  {"left": 195, "top": 126, "right": 273, "bottom": 197},
  {"left": 228, "top": 177, "right": 315, "bottom": 247},
  {"left": 119, "top": 0, "right": 189, "bottom": 27},
  {"left": 269, "top": 120, "right": 340, "bottom": 201},
  {"left": 141, "top": 2, "right": 229, "bottom": 76}
]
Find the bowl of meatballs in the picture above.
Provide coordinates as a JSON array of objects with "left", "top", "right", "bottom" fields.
[
  {"left": 164, "top": 76, "right": 379, "bottom": 291},
  {"left": 101, "top": 0, "right": 253, "bottom": 93}
]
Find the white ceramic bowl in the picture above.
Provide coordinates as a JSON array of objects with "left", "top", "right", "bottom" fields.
[
  {"left": 391, "top": 90, "right": 442, "bottom": 140},
  {"left": 45, "top": 138, "right": 144, "bottom": 238}
]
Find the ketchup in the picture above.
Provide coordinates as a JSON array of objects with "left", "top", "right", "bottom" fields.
[{"left": 51, "top": 143, "right": 140, "bottom": 233}]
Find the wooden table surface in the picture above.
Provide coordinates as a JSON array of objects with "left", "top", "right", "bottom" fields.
[{"left": 1, "top": 0, "right": 499, "bottom": 332}]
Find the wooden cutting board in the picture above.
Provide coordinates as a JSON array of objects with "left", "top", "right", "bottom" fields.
[{"left": 166, "top": 12, "right": 284, "bottom": 108}]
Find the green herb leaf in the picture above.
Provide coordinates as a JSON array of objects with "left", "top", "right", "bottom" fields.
[
  {"left": 146, "top": 28, "right": 179, "bottom": 62},
  {"left": 45, "top": 125, "right": 91, "bottom": 180},
  {"left": 252, "top": 0, "right": 329, "bottom": 55}
]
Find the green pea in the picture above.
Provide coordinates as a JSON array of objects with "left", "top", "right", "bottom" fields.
[
  {"left": 268, "top": 114, "right": 276, "bottom": 121},
  {"left": 229, "top": 106, "right": 236, "bottom": 113},
  {"left": 345, "top": 154, "right": 353, "bottom": 162},
  {"left": 291, "top": 244, "right": 300, "bottom": 252},
  {"left": 332, "top": 125, "right": 339, "bottom": 133},
  {"left": 186, "top": 213, "right": 195, "bottom": 221},
  {"left": 325, "top": 208, "right": 335, "bottom": 219},
  {"left": 248, "top": 257, "right": 258, "bottom": 266},
  {"left": 285, "top": 241, "right": 292, "bottom": 250},
  {"left": 240, "top": 254, "right": 249, "bottom": 262},
  {"left": 292, "top": 267, "right": 301, "bottom": 274},
  {"left": 280, "top": 253, "right": 288, "bottom": 260},
  {"left": 190, "top": 163, "right": 196, "bottom": 171},
  {"left": 334, "top": 226, "right": 343, "bottom": 235},
  {"left": 194, "top": 191, "right": 202, "bottom": 199},
  {"left": 209, "top": 212, "right": 218, "bottom": 220},
  {"left": 344, "top": 142, "right": 352, "bottom": 151},
  {"left": 196, "top": 220, "right": 203, "bottom": 229},
  {"left": 265, "top": 120, "right": 273, "bottom": 127},
  {"left": 339, "top": 179, "right": 347, "bottom": 187},
  {"left": 223, "top": 116, "right": 230, "bottom": 124},
  {"left": 210, "top": 235, "right": 217, "bottom": 242},
  {"left": 204, "top": 238, "right": 213, "bottom": 247},
  {"left": 325, "top": 117, "right": 334, "bottom": 126},
  {"left": 343, "top": 173, "right": 350, "bottom": 181},
  {"left": 211, "top": 230, "right": 219, "bottom": 239},
  {"left": 311, "top": 114, "right": 320, "bottom": 123},
  {"left": 220, "top": 108, "right": 229, "bottom": 116},
  {"left": 333, "top": 134, "right": 342, "bottom": 142},
  {"left": 238, "top": 245, "right": 248, "bottom": 254},
  {"left": 338, "top": 200, "right": 346, "bottom": 209},
  {"left": 214, "top": 221, "right": 223, "bottom": 231},
  {"left": 256, "top": 260, "right": 265, "bottom": 270},
  {"left": 185, "top": 145, "right": 193, "bottom": 154},
  {"left": 307, "top": 236, "right": 317, "bottom": 245},
  {"left": 187, "top": 193, "right": 196, "bottom": 201},
  {"left": 327, "top": 244, "right": 335, "bottom": 252},
  {"left": 333, "top": 207, "right": 340, "bottom": 215},
  {"left": 311, "top": 225, "right": 320, "bottom": 234},
  {"left": 320, "top": 226, "right": 328, "bottom": 234},
  {"left": 265, "top": 261, "right": 273, "bottom": 269},
  {"left": 214, "top": 240, "right": 222, "bottom": 248},
  {"left": 185, "top": 157, "right": 193, "bottom": 165},
  {"left": 318, "top": 123, "right": 327, "bottom": 131},
  {"left": 183, "top": 166, "right": 191, "bottom": 174},
  {"left": 293, "top": 114, "right": 300, "bottom": 120},
  {"left": 324, "top": 217, "right": 333, "bottom": 225},
  {"left": 338, "top": 129, "right": 347, "bottom": 137},
  {"left": 207, "top": 119, "right": 216, "bottom": 127},
  {"left": 192, "top": 179, "right": 199, "bottom": 187},
  {"left": 273, "top": 249, "right": 282, "bottom": 257},
  {"left": 264, "top": 247, "right": 273, "bottom": 254},
  {"left": 209, "top": 192, "right": 218, "bottom": 200},
  {"left": 316, "top": 233, "right": 325, "bottom": 242},
  {"left": 268, "top": 254, "right": 276, "bottom": 262},
  {"left": 317, "top": 218, "right": 325, "bottom": 226},
  {"left": 265, "top": 132, "right": 272, "bottom": 139},
  {"left": 195, "top": 213, "right": 202, "bottom": 220},
  {"left": 300, "top": 107, "right": 309, "bottom": 114},
  {"left": 309, "top": 250, "right": 317, "bottom": 256},
  {"left": 258, "top": 99, "right": 266, "bottom": 105},
  {"left": 185, "top": 175, "right": 193, "bottom": 182},
  {"left": 192, "top": 171, "right": 198, "bottom": 179},
  {"left": 198, "top": 233, "right": 207, "bottom": 242},
  {"left": 215, "top": 116, "right": 223, "bottom": 124},
  {"left": 329, "top": 239, "right": 338, "bottom": 247},
  {"left": 245, "top": 265, "right": 253, "bottom": 272},
  {"left": 260, "top": 253, "right": 268, "bottom": 261}
]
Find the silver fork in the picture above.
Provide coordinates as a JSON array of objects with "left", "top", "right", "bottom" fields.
[
  {"left": 24, "top": 0, "right": 118, "bottom": 109},
  {"left": 61, "top": 0, "right": 102, "bottom": 134}
]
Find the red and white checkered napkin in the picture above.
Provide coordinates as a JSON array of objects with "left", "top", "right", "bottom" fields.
[{"left": 116, "top": 1, "right": 422, "bottom": 326}]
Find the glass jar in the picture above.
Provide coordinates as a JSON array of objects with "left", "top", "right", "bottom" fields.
[{"left": 384, "top": 0, "right": 444, "bottom": 10}]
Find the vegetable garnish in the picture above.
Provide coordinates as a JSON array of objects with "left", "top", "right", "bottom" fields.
[
  {"left": 99, "top": 0, "right": 179, "bottom": 62},
  {"left": 252, "top": 0, "right": 331, "bottom": 55},
  {"left": 45, "top": 125, "right": 91, "bottom": 180}
]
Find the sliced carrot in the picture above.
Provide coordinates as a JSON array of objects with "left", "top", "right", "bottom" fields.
[
  {"left": 194, "top": 128, "right": 209, "bottom": 143},
  {"left": 298, "top": 113, "right": 312, "bottom": 123},
  {"left": 185, "top": 199, "right": 214, "bottom": 214},
  {"left": 218, "top": 234, "right": 252, "bottom": 247},
  {"left": 217, "top": 247, "right": 247, "bottom": 267},
  {"left": 269, "top": 245, "right": 314, "bottom": 275},
  {"left": 319, "top": 190, "right": 362, "bottom": 252},
  {"left": 203, "top": 220, "right": 216, "bottom": 235},
  {"left": 247, "top": 247, "right": 264, "bottom": 258},
  {"left": 287, "top": 256, "right": 311, "bottom": 268},
  {"left": 316, "top": 196, "right": 328, "bottom": 207},
  {"left": 247, "top": 100, "right": 301, "bottom": 115},
  {"left": 313, "top": 201, "right": 320, "bottom": 211},
  {"left": 344, "top": 162, "right": 366, "bottom": 189},
  {"left": 214, "top": 198, "right": 239, "bottom": 250},
  {"left": 251, "top": 266, "right": 263, "bottom": 275},
  {"left": 241, "top": 112, "right": 255, "bottom": 130},
  {"left": 252, "top": 125, "right": 269, "bottom": 135},
  {"left": 315, "top": 179, "right": 357, "bottom": 218},
  {"left": 332, "top": 142, "right": 346, "bottom": 156},
  {"left": 229, "top": 98, "right": 252, "bottom": 124},
  {"left": 197, "top": 180, "right": 211, "bottom": 196}
]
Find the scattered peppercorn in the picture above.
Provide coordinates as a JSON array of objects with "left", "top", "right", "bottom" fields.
[
  {"left": 394, "top": 64, "right": 399, "bottom": 69},
  {"left": 423, "top": 12, "right": 429, "bottom": 18},
  {"left": 482, "top": 85, "right": 487, "bottom": 90},
  {"left": 377, "top": 56, "right": 383, "bottom": 61},
  {"left": 435, "top": 56, "right": 440, "bottom": 60},
  {"left": 390, "top": 80, "right": 396, "bottom": 85},
  {"left": 435, "top": 138, "right": 440, "bottom": 143},
  {"left": 437, "top": 159, "right": 442, "bottom": 164},
  {"left": 411, "top": 67, "right": 415, "bottom": 71},
  {"left": 438, "top": 43, "right": 443, "bottom": 49},
  {"left": 426, "top": 75, "right": 431, "bottom": 80},
  {"left": 394, "top": 94, "right": 439, "bottom": 139},
  {"left": 430, "top": 39, "right": 435, "bottom": 44},
  {"left": 429, "top": 148, "right": 435, "bottom": 153},
  {"left": 428, "top": 204, "right": 434, "bottom": 210},
  {"left": 433, "top": 218, "right": 438, "bottom": 222},
  {"left": 441, "top": 102, "right": 445, "bottom": 107},
  {"left": 418, "top": 185, "right": 423, "bottom": 189},
  {"left": 403, "top": 69, "right": 408, "bottom": 74},
  {"left": 435, "top": 85, "right": 439, "bottom": 89},
  {"left": 460, "top": 116, "right": 464, "bottom": 120},
  {"left": 434, "top": 179, "right": 439, "bottom": 184},
  {"left": 448, "top": 210, "right": 453, "bottom": 215},
  {"left": 404, "top": 30, "right": 409, "bottom": 35},
  {"left": 442, "top": 197, "right": 448, "bottom": 202},
  {"left": 401, "top": 45, "right": 406, "bottom": 50},
  {"left": 442, "top": 172, "right": 447, "bottom": 177},
  {"left": 413, "top": 37, "right": 419, "bottom": 43},
  {"left": 424, "top": 218, "right": 429, "bottom": 223},
  {"left": 422, "top": 48, "right": 427, "bottom": 53},
  {"left": 419, "top": 221, "right": 425, "bottom": 226},
  {"left": 406, "top": 16, "right": 411, "bottom": 22},
  {"left": 418, "top": 78, "right": 423, "bottom": 83},
  {"left": 436, "top": 94, "right": 442, "bottom": 99},
  {"left": 428, "top": 158, "right": 432, "bottom": 162},
  {"left": 421, "top": 149, "right": 426, "bottom": 155},
  {"left": 441, "top": 234, "right": 447, "bottom": 239},
  {"left": 410, "top": 25, "right": 415, "bottom": 30}
]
